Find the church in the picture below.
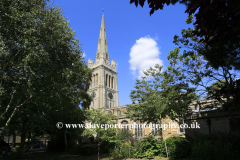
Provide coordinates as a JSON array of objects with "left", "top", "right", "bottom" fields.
[
  {"left": 86, "top": 11, "right": 233, "bottom": 140},
  {"left": 87, "top": 11, "right": 185, "bottom": 140}
]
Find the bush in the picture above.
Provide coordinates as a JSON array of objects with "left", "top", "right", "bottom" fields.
[
  {"left": 144, "top": 149, "right": 155, "bottom": 159},
  {"left": 99, "top": 140, "right": 117, "bottom": 154},
  {"left": 47, "top": 135, "right": 65, "bottom": 152},
  {"left": 132, "top": 135, "right": 162, "bottom": 158},
  {"left": 110, "top": 140, "right": 132, "bottom": 159},
  {"left": 160, "top": 137, "right": 191, "bottom": 160}
]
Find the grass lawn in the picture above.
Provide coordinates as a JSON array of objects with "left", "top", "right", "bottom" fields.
[
  {"left": 5, "top": 152, "right": 194, "bottom": 160},
  {"left": 5, "top": 151, "right": 170, "bottom": 160},
  {"left": 5, "top": 150, "right": 190, "bottom": 160},
  {"left": 6, "top": 152, "right": 98, "bottom": 160}
]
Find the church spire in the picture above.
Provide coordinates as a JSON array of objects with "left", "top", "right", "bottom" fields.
[{"left": 96, "top": 9, "right": 109, "bottom": 61}]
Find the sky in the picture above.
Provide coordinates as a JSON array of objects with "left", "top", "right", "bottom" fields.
[{"left": 51, "top": 0, "right": 193, "bottom": 106}]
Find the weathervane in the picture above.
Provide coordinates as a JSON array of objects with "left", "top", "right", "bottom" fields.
[{"left": 102, "top": 8, "right": 104, "bottom": 13}]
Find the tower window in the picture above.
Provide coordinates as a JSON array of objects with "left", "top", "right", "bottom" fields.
[
  {"left": 112, "top": 77, "right": 113, "bottom": 88},
  {"left": 96, "top": 74, "right": 98, "bottom": 85},
  {"left": 109, "top": 76, "right": 111, "bottom": 87},
  {"left": 106, "top": 74, "right": 108, "bottom": 86}
]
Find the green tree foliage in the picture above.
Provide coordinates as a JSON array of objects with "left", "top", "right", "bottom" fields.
[
  {"left": 84, "top": 107, "right": 117, "bottom": 160},
  {"left": 130, "top": 0, "right": 240, "bottom": 70},
  {"left": 168, "top": 15, "right": 240, "bottom": 112},
  {"left": 0, "top": 0, "right": 92, "bottom": 158},
  {"left": 126, "top": 64, "right": 199, "bottom": 124},
  {"left": 167, "top": 15, "right": 240, "bottom": 135},
  {"left": 206, "top": 80, "right": 226, "bottom": 98}
]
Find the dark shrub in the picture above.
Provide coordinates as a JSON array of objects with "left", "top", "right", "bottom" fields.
[
  {"left": 99, "top": 140, "right": 117, "bottom": 154},
  {"left": 191, "top": 132, "right": 240, "bottom": 160},
  {"left": 47, "top": 136, "right": 65, "bottom": 152},
  {"left": 160, "top": 137, "right": 190, "bottom": 160}
]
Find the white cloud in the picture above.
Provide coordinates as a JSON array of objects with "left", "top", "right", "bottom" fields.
[{"left": 129, "top": 36, "right": 163, "bottom": 79}]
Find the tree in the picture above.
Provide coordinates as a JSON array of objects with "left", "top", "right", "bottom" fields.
[
  {"left": 167, "top": 15, "right": 240, "bottom": 135},
  {"left": 0, "top": 0, "right": 92, "bottom": 158},
  {"left": 129, "top": 0, "right": 240, "bottom": 70},
  {"left": 167, "top": 15, "right": 239, "bottom": 111},
  {"left": 125, "top": 64, "right": 199, "bottom": 125},
  {"left": 84, "top": 107, "right": 118, "bottom": 160},
  {"left": 205, "top": 80, "right": 226, "bottom": 98}
]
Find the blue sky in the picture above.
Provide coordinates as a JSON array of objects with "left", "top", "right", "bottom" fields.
[{"left": 52, "top": 0, "right": 193, "bottom": 106}]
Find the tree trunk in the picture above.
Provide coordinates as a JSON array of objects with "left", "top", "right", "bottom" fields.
[
  {"left": 64, "top": 130, "right": 67, "bottom": 152},
  {"left": 17, "top": 122, "right": 27, "bottom": 159},
  {"left": 98, "top": 138, "right": 100, "bottom": 160},
  {"left": 164, "top": 139, "right": 168, "bottom": 160},
  {"left": 161, "top": 117, "right": 168, "bottom": 160},
  {"left": 12, "top": 130, "right": 16, "bottom": 147},
  {"left": 26, "top": 131, "right": 31, "bottom": 151},
  {"left": 8, "top": 130, "right": 10, "bottom": 144}
]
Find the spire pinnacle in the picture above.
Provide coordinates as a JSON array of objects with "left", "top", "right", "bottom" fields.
[{"left": 96, "top": 10, "right": 109, "bottom": 61}]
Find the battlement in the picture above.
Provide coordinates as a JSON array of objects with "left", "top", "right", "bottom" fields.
[
  {"left": 111, "top": 60, "right": 116, "bottom": 68},
  {"left": 88, "top": 58, "right": 117, "bottom": 71},
  {"left": 88, "top": 58, "right": 94, "bottom": 66}
]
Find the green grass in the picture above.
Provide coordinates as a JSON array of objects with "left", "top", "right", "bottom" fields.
[{"left": 7, "top": 152, "right": 99, "bottom": 160}]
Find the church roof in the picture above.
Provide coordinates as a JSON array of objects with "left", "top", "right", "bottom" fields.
[{"left": 96, "top": 9, "right": 109, "bottom": 61}]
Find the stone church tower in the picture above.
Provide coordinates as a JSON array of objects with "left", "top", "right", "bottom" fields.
[{"left": 88, "top": 11, "right": 119, "bottom": 110}]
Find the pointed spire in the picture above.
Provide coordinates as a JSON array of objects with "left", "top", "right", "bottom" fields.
[{"left": 96, "top": 9, "right": 109, "bottom": 61}]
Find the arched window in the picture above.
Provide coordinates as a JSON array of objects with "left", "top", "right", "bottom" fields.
[
  {"left": 112, "top": 77, "right": 113, "bottom": 88},
  {"left": 106, "top": 74, "right": 108, "bottom": 86},
  {"left": 91, "top": 76, "right": 93, "bottom": 88},
  {"left": 93, "top": 75, "right": 95, "bottom": 87},
  {"left": 109, "top": 76, "right": 111, "bottom": 87},
  {"left": 121, "top": 120, "right": 128, "bottom": 130},
  {"left": 96, "top": 74, "right": 98, "bottom": 86},
  {"left": 110, "top": 103, "right": 111, "bottom": 108},
  {"left": 135, "top": 121, "right": 144, "bottom": 138},
  {"left": 117, "top": 110, "right": 121, "bottom": 116}
]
